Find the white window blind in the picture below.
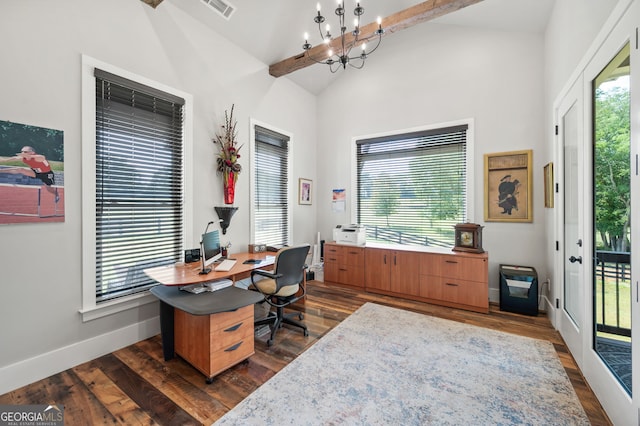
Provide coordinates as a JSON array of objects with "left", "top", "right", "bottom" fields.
[
  {"left": 95, "top": 69, "right": 185, "bottom": 302},
  {"left": 356, "top": 124, "right": 468, "bottom": 247},
  {"left": 254, "top": 125, "right": 289, "bottom": 246}
]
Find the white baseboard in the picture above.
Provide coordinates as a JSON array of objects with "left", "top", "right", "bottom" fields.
[
  {"left": 489, "top": 287, "right": 499, "bottom": 303},
  {"left": 0, "top": 316, "right": 160, "bottom": 395}
]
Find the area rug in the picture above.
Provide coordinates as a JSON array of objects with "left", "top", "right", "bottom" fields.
[{"left": 214, "top": 303, "right": 589, "bottom": 425}]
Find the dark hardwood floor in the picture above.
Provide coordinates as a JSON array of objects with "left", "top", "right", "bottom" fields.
[{"left": 0, "top": 281, "right": 611, "bottom": 425}]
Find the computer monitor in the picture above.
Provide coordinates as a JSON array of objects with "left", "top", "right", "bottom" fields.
[{"left": 200, "top": 229, "right": 221, "bottom": 274}]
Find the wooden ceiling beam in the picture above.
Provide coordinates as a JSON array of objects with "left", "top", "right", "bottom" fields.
[{"left": 269, "top": 0, "right": 483, "bottom": 78}]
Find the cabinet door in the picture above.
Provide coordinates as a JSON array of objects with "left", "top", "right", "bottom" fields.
[
  {"left": 390, "top": 251, "right": 422, "bottom": 296},
  {"left": 365, "top": 248, "right": 391, "bottom": 291},
  {"left": 419, "top": 274, "right": 441, "bottom": 300},
  {"left": 324, "top": 261, "right": 339, "bottom": 283}
]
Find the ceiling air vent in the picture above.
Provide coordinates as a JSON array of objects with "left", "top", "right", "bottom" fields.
[{"left": 201, "top": 0, "right": 236, "bottom": 20}]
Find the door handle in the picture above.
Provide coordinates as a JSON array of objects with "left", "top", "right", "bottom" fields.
[{"left": 569, "top": 255, "right": 582, "bottom": 264}]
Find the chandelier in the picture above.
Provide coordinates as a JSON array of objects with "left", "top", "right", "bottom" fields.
[{"left": 303, "top": 1, "right": 384, "bottom": 73}]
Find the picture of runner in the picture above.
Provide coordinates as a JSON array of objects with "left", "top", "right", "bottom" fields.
[
  {"left": 0, "top": 146, "right": 59, "bottom": 203},
  {"left": 0, "top": 119, "right": 64, "bottom": 224}
]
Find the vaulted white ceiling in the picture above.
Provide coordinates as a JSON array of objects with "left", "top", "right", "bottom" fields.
[{"left": 167, "top": 0, "right": 555, "bottom": 94}]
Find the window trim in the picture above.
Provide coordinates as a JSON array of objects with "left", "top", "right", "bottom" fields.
[
  {"left": 350, "top": 118, "right": 475, "bottom": 226},
  {"left": 249, "top": 118, "right": 293, "bottom": 245},
  {"left": 80, "top": 55, "right": 194, "bottom": 322}
]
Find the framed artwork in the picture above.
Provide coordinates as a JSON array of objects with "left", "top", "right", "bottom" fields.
[
  {"left": 484, "top": 150, "right": 533, "bottom": 222},
  {"left": 299, "top": 178, "right": 312, "bottom": 205},
  {"left": 0, "top": 120, "right": 65, "bottom": 224},
  {"left": 544, "top": 162, "right": 554, "bottom": 208}
]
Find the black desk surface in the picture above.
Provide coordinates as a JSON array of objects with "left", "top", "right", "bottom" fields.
[{"left": 150, "top": 285, "right": 264, "bottom": 316}]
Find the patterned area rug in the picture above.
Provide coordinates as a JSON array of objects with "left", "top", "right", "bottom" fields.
[{"left": 215, "top": 303, "right": 589, "bottom": 425}]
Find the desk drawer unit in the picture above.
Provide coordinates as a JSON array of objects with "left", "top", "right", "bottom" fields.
[
  {"left": 175, "top": 305, "right": 254, "bottom": 380},
  {"left": 323, "top": 243, "right": 365, "bottom": 288}
]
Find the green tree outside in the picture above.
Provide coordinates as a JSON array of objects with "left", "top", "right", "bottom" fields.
[{"left": 594, "top": 86, "right": 630, "bottom": 252}]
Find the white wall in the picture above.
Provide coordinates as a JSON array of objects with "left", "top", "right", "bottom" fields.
[
  {"left": 0, "top": 0, "right": 316, "bottom": 393},
  {"left": 316, "top": 22, "right": 547, "bottom": 300}
]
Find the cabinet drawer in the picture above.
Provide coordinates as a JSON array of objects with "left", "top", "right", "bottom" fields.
[
  {"left": 337, "top": 265, "right": 364, "bottom": 287},
  {"left": 210, "top": 315, "right": 254, "bottom": 352},
  {"left": 422, "top": 276, "right": 488, "bottom": 308},
  {"left": 440, "top": 256, "right": 487, "bottom": 282},
  {"left": 325, "top": 244, "right": 364, "bottom": 267},
  {"left": 210, "top": 338, "right": 254, "bottom": 377},
  {"left": 340, "top": 246, "right": 365, "bottom": 267},
  {"left": 324, "top": 262, "right": 364, "bottom": 287},
  {"left": 210, "top": 305, "right": 253, "bottom": 331}
]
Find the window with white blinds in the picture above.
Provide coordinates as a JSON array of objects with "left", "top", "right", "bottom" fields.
[
  {"left": 254, "top": 125, "right": 290, "bottom": 246},
  {"left": 95, "top": 69, "right": 185, "bottom": 302},
  {"left": 356, "top": 124, "right": 468, "bottom": 248}
]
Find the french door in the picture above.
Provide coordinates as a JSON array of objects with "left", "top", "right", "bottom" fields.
[
  {"left": 555, "top": 2, "right": 638, "bottom": 423},
  {"left": 557, "top": 77, "right": 585, "bottom": 363}
]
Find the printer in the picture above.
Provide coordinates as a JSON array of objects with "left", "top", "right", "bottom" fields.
[{"left": 333, "top": 224, "right": 366, "bottom": 246}]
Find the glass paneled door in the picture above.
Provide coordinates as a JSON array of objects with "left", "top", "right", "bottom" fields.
[
  {"left": 592, "top": 43, "right": 631, "bottom": 395},
  {"left": 557, "top": 78, "right": 584, "bottom": 362}
]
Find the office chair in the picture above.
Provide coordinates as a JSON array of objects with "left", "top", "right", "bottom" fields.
[{"left": 250, "top": 244, "right": 310, "bottom": 346}]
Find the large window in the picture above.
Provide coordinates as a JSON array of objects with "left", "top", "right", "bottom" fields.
[
  {"left": 93, "top": 69, "right": 185, "bottom": 302},
  {"left": 253, "top": 125, "right": 290, "bottom": 246},
  {"left": 356, "top": 124, "right": 469, "bottom": 247}
]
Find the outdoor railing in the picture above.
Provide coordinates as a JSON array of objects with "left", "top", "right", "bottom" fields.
[
  {"left": 366, "top": 225, "right": 451, "bottom": 248},
  {"left": 595, "top": 250, "right": 631, "bottom": 338}
]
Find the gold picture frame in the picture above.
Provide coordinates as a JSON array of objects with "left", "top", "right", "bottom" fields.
[
  {"left": 544, "top": 162, "right": 554, "bottom": 208},
  {"left": 484, "top": 150, "right": 533, "bottom": 222},
  {"left": 298, "top": 178, "right": 312, "bottom": 205}
]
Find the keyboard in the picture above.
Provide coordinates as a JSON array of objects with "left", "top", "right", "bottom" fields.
[
  {"left": 205, "top": 279, "right": 233, "bottom": 292},
  {"left": 179, "top": 284, "right": 207, "bottom": 294},
  {"left": 214, "top": 259, "right": 237, "bottom": 272}
]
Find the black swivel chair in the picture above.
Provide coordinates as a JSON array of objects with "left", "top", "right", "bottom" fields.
[{"left": 250, "top": 244, "right": 310, "bottom": 346}]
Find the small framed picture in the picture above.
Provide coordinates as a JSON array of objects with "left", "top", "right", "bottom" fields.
[
  {"left": 299, "top": 178, "right": 312, "bottom": 205},
  {"left": 544, "top": 162, "right": 554, "bottom": 208}
]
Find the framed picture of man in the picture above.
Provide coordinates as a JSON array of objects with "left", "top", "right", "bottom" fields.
[{"left": 484, "top": 150, "right": 532, "bottom": 222}]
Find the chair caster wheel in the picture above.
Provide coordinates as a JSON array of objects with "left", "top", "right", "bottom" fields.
[
  {"left": 304, "top": 329, "right": 309, "bottom": 337},
  {"left": 298, "top": 313, "right": 304, "bottom": 320},
  {"left": 206, "top": 377, "right": 215, "bottom": 384},
  {"left": 267, "top": 339, "right": 274, "bottom": 347}
]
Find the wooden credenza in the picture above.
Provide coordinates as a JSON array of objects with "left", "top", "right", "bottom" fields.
[
  {"left": 325, "top": 242, "right": 488, "bottom": 313},
  {"left": 174, "top": 305, "right": 255, "bottom": 382}
]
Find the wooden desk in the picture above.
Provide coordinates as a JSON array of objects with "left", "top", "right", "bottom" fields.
[
  {"left": 145, "top": 252, "right": 274, "bottom": 382},
  {"left": 144, "top": 251, "right": 276, "bottom": 286}
]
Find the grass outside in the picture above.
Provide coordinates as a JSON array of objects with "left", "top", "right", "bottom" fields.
[{"left": 595, "top": 273, "right": 631, "bottom": 343}]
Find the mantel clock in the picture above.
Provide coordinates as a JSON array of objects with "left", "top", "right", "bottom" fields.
[{"left": 453, "top": 223, "right": 484, "bottom": 253}]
